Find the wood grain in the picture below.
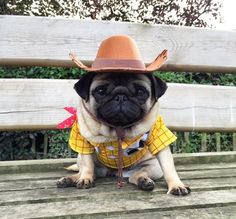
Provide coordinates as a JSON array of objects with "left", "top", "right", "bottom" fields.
[
  {"left": 0, "top": 189, "right": 235, "bottom": 218},
  {"left": 0, "top": 157, "right": 235, "bottom": 218},
  {"left": 160, "top": 83, "right": 236, "bottom": 132},
  {"left": 0, "top": 79, "right": 235, "bottom": 131},
  {"left": 0, "top": 174, "right": 236, "bottom": 192},
  {"left": 1, "top": 167, "right": 236, "bottom": 186},
  {"left": 1, "top": 15, "right": 236, "bottom": 73},
  {"left": 1, "top": 152, "right": 235, "bottom": 175},
  {"left": 0, "top": 177, "right": 236, "bottom": 202},
  {"left": 0, "top": 79, "right": 77, "bottom": 130}
]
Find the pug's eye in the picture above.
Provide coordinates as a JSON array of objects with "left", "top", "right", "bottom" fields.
[
  {"left": 95, "top": 85, "right": 107, "bottom": 96},
  {"left": 137, "top": 89, "right": 145, "bottom": 96},
  {"left": 135, "top": 86, "right": 146, "bottom": 96}
]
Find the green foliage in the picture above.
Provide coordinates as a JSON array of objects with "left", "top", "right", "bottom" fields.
[
  {"left": 0, "top": 0, "right": 222, "bottom": 28},
  {"left": 174, "top": 132, "right": 201, "bottom": 153},
  {"left": 220, "top": 133, "right": 234, "bottom": 151},
  {"left": 172, "top": 132, "right": 233, "bottom": 154},
  {"left": 0, "top": 131, "right": 38, "bottom": 160},
  {"left": 0, "top": 66, "right": 84, "bottom": 79},
  {"left": 155, "top": 71, "right": 236, "bottom": 86},
  {"left": 0, "top": 128, "right": 77, "bottom": 161},
  {"left": 47, "top": 130, "right": 77, "bottom": 159}
]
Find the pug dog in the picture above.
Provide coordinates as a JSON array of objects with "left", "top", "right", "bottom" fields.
[{"left": 56, "top": 72, "right": 190, "bottom": 196}]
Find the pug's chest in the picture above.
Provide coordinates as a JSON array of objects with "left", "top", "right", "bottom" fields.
[{"left": 91, "top": 132, "right": 150, "bottom": 169}]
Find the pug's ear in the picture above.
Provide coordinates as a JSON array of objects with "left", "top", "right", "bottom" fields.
[
  {"left": 74, "top": 73, "right": 95, "bottom": 101},
  {"left": 149, "top": 75, "right": 167, "bottom": 100}
]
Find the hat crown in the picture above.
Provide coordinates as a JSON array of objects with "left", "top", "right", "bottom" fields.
[
  {"left": 96, "top": 35, "right": 142, "bottom": 60},
  {"left": 70, "top": 35, "right": 167, "bottom": 73}
]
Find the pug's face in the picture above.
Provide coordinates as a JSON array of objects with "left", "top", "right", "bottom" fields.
[{"left": 74, "top": 72, "right": 167, "bottom": 127}]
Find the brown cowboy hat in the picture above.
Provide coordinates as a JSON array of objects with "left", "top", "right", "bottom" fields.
[{"left": 69, "top": 35, "right": 167, "bottom": 73}]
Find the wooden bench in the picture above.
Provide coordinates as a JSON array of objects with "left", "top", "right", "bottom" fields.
[{"left": 0, "top": 15, "right": 236, "bottom": 218}]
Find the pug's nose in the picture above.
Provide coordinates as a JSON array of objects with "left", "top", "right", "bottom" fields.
[{"left": 115, "top": 94, "right": 128, "bottom": 103}]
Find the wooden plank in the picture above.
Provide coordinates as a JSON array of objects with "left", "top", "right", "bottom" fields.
[
  {"left": 0, "top": 79, "right": 77, "bottom": 130},
  {"left": 216, "top": 133, "right": 221, "bottom": 152},
  {"left": 65, "top": 206, "right": 236, "bottom": 219},
  {"left": 174, "top": 152, "right": 236, "bottom": 165},
  {"left": 0, "top": 171, "right": 67, "bottom": 183},
  {"left": 0, "top": 79, "right": 235, "bottom": 131},
  {"left": 177, "top": 162, "right": 236, "bottom": 171},
  {"left": 0, "top": 163, "right": 236, "bottom": 185},
  {"left": 233, "top": 133, "right": 236, "bottom": 151},
  {"left": 43, "top": 133, "right": 48, "bottom": 158},
  {"left": 0, "top": 15, "right": 236, "bottom": 73},
  {"left": 0, "top": 158, "right": 76, "bottom": 174},
  {"left": 1, "top": 152, "right": 236, "bottom": 175},
  {"left": 172, "top": 131, "right": 177, "bottom": 153},
  {"left": 159, "top": 83, "right": 236, "bottom": 132},
  {"left": 0, "top": 189, "right": 235, "bottom": 218},
  {"left": 0, "top": 159, "right": 235, "bottom": 218},
  {"left": 1, "top": 177, "right": 236, "bottom": 203},
  {"left": 0, "top": 175, "right": 236, "bottom": 194},
  {"left": 201, "top": 133, "right": 207, "bottom": 152}
]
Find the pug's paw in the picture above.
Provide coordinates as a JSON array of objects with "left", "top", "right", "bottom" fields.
[
  {"left": 57, "top": 173, "right": 95, "bottom": 189},
  {"left": 137, "top": 177, "right": 155, "bottom": 191},
  {"left": 76, "top": 178, "right": 95, "bottom": 189},
  {"left": 168, "top": 184, "right": 191, "bottom": 196},
  {"left": 57, "top": 177, "right": 76, "bottom": 188}
]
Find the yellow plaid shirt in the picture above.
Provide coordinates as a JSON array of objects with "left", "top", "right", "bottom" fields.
[{"left": 69, "top": 116, "right": 176, "bottom": 169}]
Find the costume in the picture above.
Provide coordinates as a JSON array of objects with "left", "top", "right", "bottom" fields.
[
  {"left": 69, "top": 116, "right": 176, "bottom": 169},
  {"left": 57, "top": 35, "right": 173, "bottom": 186}
]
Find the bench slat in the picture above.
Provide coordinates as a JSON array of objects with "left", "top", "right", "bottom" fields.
[
  {"left": 0, "top": 168, "right": 236, "bottom": 184},
  {"left": 1, "top": 15, "right": 236, "bottom": 73},
  {"left": 0, "top": 174, "right": 236, "bottom": 193},
  {"left": 0, "top": 79, "right": 235, "bottom": 131},
  {"left": 0, "top": 157, "right": 235, "bottom": 218},
  {"left": 90, "top": 207, "right": 236, "bottom": 219},
  {"left": 1, "top": 177, "right": 236, "bottom": 203},
  {"left": 1, "top": 152, "right": 236, "bottom": 175},
  {"left": 0, "top": 189, "right": 235, "bottom": 218}
]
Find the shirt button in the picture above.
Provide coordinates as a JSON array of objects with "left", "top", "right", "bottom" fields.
[
  {"left": 107, "top": 145, "right": 115, "bottom": 150},
  {"left": 95, "top": 147, "right": 100, "bottom": 153}
]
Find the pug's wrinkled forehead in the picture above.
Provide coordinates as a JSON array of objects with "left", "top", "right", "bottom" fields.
[
  {"left": 74, "top": 72, "right": 167, "bottom": 102},
  {"left": 90, "top": 73, "right": 152, "bottom": 93}
]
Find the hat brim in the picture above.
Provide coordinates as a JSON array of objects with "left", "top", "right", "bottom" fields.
[{"left": 69, "top": 50, "right": 167, "bottom": 73}]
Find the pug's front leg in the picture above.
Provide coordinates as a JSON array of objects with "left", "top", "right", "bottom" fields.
[
  {"left": 57, "top": 154, "right": 95, "bottom": 189},
  {"left": 156, "top": 146, "right": 191, "bottom": 196}
]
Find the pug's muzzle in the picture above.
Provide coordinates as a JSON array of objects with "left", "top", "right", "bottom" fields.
[{"left": 97, "top": 87, "right": 144, "bottom": 127}]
